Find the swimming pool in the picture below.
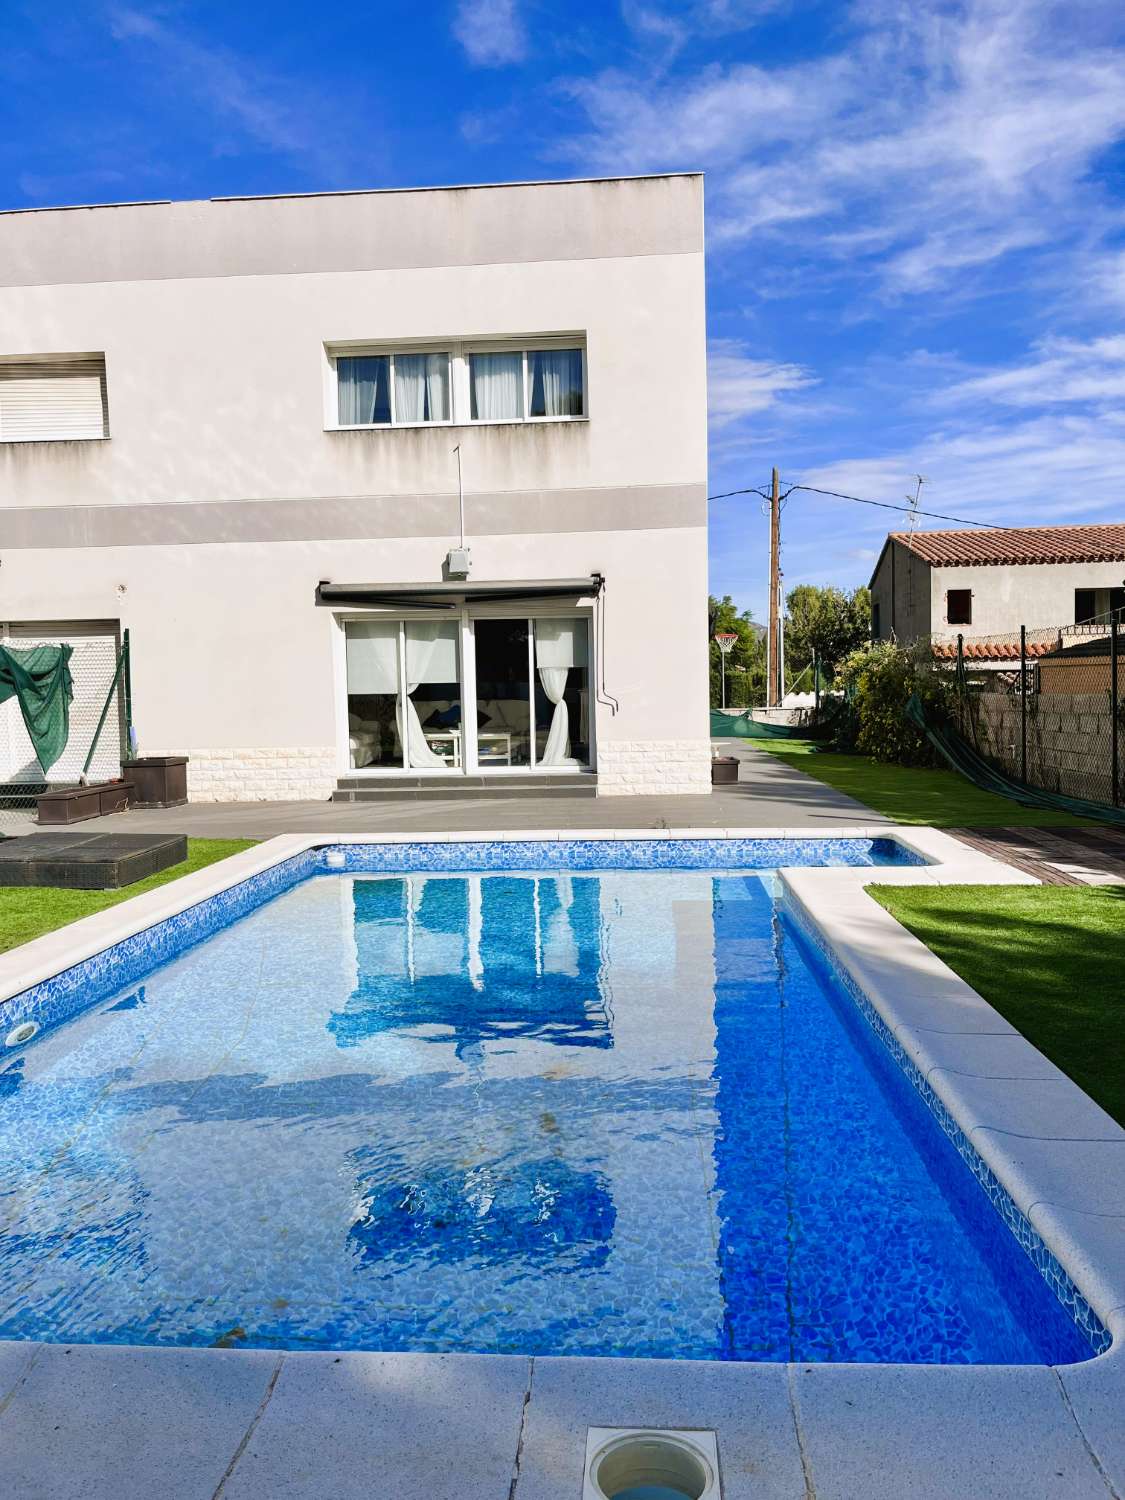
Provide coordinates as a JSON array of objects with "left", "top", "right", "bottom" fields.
[{"left": 0, "top": 838, "right": 1097, "bottom": 1364}]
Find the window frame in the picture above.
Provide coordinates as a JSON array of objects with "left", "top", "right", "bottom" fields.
[
  {"left": 332, "top": 603, "right": 596, "bottom": 777},
  {"left": 331, "top": 346, "right": 454, "bottom": 431},
  {"left": 325, "top": 336, "right": 588, "bottom": 432},
  {"left": 0, "top": 353, "right": 110, "bottom": 444}
]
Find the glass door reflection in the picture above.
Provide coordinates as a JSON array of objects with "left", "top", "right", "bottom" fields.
[{"left": 472, "top": 618, "right": 532, "bottom": 766}]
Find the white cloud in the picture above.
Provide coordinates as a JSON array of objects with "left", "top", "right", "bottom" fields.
[
  {"left": 708, "top": 340, "right": 817, "bottom": 426},
  {"left": 563, "top": 0, "right": 1125, "bottom": 299},
  {"left": 939, "top": 336, "right": 1125, "bottom": 409},
  {"left": 799, "top": 410, "right": 1125, "bottom": 534},
  {"left": 106, "top": 7, "right": 366, "bottom": 184},
  {"left": 453, "top": 0, "right": 527, "bottom": 68}
]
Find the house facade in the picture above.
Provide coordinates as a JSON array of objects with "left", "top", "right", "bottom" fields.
[
  {"left": 0, "top": 175, "right": 710, "bottom": 800},
  {"left": 869, "top": 524, "right": 1125, "bottom": 660}
]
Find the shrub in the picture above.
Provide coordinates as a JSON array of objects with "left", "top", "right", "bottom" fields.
[{"left": 833, "top": 640, "right": 952, "bottom": 766}]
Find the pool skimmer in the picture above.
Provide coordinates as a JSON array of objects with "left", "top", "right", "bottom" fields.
[{"left": 583, "top": 1427, "right": 721, "bottom": 1500}]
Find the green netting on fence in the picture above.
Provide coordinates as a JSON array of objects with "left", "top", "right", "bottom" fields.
[
  {"left": 711, "top": 704, "right": 842, "bottom": 740},
  {"left": 0, "top": 644, "right": 74, "bottom": 772},
  {"left": 905, "top": 693, "right": 1125, "bottom": 825}
]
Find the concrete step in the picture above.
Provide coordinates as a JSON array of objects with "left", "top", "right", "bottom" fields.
[{"left": 331, "top": 774, "right": 598, "bottom": 802}]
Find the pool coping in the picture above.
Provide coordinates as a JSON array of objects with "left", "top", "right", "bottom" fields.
[{"left": 0, "top": 825, "right": 1123, "bottom": 1499}]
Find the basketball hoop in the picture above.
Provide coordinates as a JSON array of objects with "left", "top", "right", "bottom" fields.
[{"left": 714, "top": 633, "right": 738, "bottom": 712}]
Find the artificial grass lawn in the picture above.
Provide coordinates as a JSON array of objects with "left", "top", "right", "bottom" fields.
[
  {"left": 751, "top": 738, "right": 1091, "bottom": 827},
  {"left": 871, "top": 883, "right": 1125, "bottom": 1126},
  {"left": 0, "top": 838, "right": 256, "bottom": 955}
]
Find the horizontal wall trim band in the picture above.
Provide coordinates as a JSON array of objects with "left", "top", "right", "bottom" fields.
[
  {"left": 0, "top": 179, "right": 703, "bottom": 289},
  {"left": 0, "top": 482, "right": 706, "bottom": 549}
]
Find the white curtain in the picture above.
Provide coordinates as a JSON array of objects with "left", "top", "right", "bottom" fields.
[
  {"left": 471, "top": 352, "right": 523, "bottom": 420},
  {"left": 530, "top": 349, "right": 583, "bottom": 417},
  {"left": 538, "top": 667, "right": 572, "bottom": 765},
  {"left": 345, "top": 621, "right": 398, "bottom": 693},
  {"left": 394, "top": 354, "right": 448, "bottom": 423},
  {"left": 535, "top": 619, "right": 588, "bottom": 767},
  {"left": 401, "top": 622, "right": 457, "bottom": 768},
  {"left": 338, "top": 356, "right": 389, "bottom": 424}
]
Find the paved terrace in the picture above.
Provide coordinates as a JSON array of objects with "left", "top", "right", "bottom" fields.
[{"left": 73, "top": 742, "right": 885, "bottom": 838}]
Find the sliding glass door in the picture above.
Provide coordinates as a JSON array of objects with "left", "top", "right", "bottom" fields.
[
  {"left": 473, "top": 616, "right": 590, "bottom": 771},
  {"left": 344, "top": 619, "right": 461, "bottom": 771},
  {"left": 343, "top": 613, "right": 591, "bottom": 773},
  {"left": 344, "top": 621, "right": 402, "bottom": 769},
  {"left": 533, "top": 617, "right": 590, "bottom": 768},
  {"left": 473, "top": 618, "right": 533, "bottom": 767}
]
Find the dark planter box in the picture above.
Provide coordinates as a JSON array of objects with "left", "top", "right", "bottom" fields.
[
  {"left": 0, "top": 831, "right": 187, "bottom": 889},
  {"left": 121, "top": 756, "right": 189, "bottom": 809},
  {"left": 711, "top": 756, "right": 739, "bottom": 785},
  {"left": 37, "top": 781, "right": 135, "bottom": 825}
]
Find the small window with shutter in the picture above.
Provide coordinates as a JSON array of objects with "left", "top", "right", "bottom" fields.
[{"left": 0, "top": 355, "right": 109, "bottom": 442}]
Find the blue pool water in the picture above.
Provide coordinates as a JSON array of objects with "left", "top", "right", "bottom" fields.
[{"left": 0, "top": 852, "right": 1094, "bottom": 1364}]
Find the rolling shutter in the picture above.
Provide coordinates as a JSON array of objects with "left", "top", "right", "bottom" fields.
[{"left": 0, "top": 356, "right": 109, "bottom": 442}]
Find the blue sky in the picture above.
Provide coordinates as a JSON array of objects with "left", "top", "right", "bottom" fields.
[{"left": 3, "top": 1, "right": 1125, "bottom": 622}]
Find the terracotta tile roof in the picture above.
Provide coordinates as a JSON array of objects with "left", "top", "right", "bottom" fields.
[
  {"left": 889, "top": 523, "right": 1125, "bottom": 568},
  {"left": 930, "top": 639, "right": 1057, "bottom": 661}
]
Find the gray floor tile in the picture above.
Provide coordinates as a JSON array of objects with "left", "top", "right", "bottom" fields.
[
  {"left": 793, "top": 1361, "right": 1110, "bottom": 1499},
  {"left": 221, "top": 1350, "right": 530, "bottom": 1500},
  {"left": 0, "top": 1342, "right": 280, "bottom": 1500}
]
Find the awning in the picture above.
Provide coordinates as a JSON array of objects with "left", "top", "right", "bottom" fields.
[{"left": 316, "top": 576, "right": 603, "bottom": 611}]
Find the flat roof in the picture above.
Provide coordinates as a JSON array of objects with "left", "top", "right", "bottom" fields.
[{"left": 0, "top": 172, "right": 703, "bottom": 219}]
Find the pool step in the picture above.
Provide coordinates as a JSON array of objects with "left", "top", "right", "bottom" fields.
[{"left": 332, "top": 773, "right": 599, "bottom": 801}]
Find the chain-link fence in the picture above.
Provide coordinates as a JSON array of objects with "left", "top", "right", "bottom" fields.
[
  {"left": 0, "top": 628, "right": 131, "bottom": 830},
  {"left": 938, "top": 610, "right": 1123, "bottom": 809}
]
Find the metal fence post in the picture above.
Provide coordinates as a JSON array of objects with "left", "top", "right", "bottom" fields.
[
  {"left": 813, "top": 649, "right": 820, "bottom": 719},
  {"left": 1112, "top": 616, "right": 1120, "bottom": 807},
  {"left": 123, "top": 628, "right": 134, "bottom": 758},
  {"left": 1020, "top": 624, "right": 1027, "bottom": 786}
]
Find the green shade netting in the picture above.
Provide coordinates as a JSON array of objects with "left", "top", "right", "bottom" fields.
[
  {"left": 0, "top": 644, "right": 74, "bottom": 773},
  {"left": 905, "top": 693, "right": 1125, "bottom": 826},
  {"left": 711, "top": 703, "right": 842, "bottom": 740}
]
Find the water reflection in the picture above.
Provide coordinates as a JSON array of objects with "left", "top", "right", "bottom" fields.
[
  {"left": 348, "top": 1152, "right": 615, "bottom": 1271},
  {"left": 328, "top": 875, "right": 613, "bottom": 1053}
]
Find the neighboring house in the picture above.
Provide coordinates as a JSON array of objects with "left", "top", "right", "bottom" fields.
[
  {"left": 0, "top": 175, "right": 710, "bottom": 800},
  {"left": 869, "top": 524, "right": 1125, "bottom": 665}
]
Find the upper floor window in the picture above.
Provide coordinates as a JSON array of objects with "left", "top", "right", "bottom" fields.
[
  {"left": 328, "top": 338, "right": 586, "bottom": 430},
  {"left": 337, "top": 352, "right": 451, "bottom": 427},
  {"left": 0, "top": 354, "right": 109, "bottom": 443},
  {"left": 946, "top": 588, "right": 972, "bottom": 625}
]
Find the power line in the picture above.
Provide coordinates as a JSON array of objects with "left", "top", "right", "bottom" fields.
[
  {"left": 787, "top": 484, "right": 1009, "bottom": 530},
  {"left": 707, "top": 480, "right": 1013, "bottom": 531}
]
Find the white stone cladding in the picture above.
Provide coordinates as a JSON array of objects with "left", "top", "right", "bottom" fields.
[
  {"left": 595, "top": 739, "right": 712, "bottom": 795},
  {"left": 186, "top": 748, "right": 336, "bottom": 803}
]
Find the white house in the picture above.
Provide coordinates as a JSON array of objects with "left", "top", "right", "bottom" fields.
[
  {"left": 869, "top": 524, "right": 1125, "bottom": 662},
  {"left": 0, "top": 175, "right": 710, "bottom": 800}
]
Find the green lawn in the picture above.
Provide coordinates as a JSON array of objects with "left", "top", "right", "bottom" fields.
[
  {"left": 871, "top": 884, "right": 1125, "bottom": 1125},
  {"left": 0, "top": 838, "right": 256, "bottom": 955},
  {"left": 749, "top": 738, "right": 1091, "bottom": 827}
]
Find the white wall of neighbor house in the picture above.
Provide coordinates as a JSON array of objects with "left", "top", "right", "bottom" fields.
[
  {"left": 928, "top": 561, "right": 1125, "bottom": 635},
  {"left": 0, "top": 176, "right": 710, "bottom": 798}
]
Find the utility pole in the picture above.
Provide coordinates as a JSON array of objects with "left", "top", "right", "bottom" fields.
[{"left": 767, "top": 466, "right": 781, "bottom": 706}]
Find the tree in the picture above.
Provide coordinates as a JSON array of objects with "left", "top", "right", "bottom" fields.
[
  {"left": 784, "top": 584, "right": 871, "bottom": 686},
  {"left": 708, "top": 595, "right": 766, "bottom": 708}
]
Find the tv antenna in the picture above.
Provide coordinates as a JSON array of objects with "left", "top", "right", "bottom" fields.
[{"left": 906, "top": 475, "right": 927, "bottom": 533}]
